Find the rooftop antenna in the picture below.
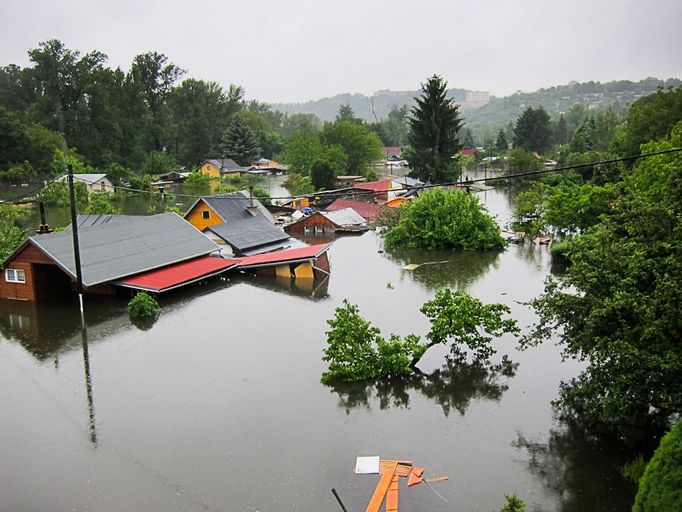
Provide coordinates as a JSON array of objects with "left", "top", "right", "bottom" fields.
[{"left": 36, "top": 202, "right": 53, "bottom": 234}]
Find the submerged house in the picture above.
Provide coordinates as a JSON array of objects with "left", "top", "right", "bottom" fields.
[
  {"left": 0, "top": 213, "right": 236, "bottom": 301},
  {"left": 196, "top": 158, "right": 248, "bottom": 179},
  {"left": 284, "top": 207, "right": 368, "bottom": 236},
  {"left": 58, "top": 173, "right": 115, "bottom": 194},
  {"left": 325, "top": 198, "right": 381, "bottom": 222},
  {"left": 184, "top": 192, "right": 292, "bottom": 256}
]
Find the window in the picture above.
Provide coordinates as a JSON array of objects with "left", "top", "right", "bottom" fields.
[
  {"left": 202, "top": 210, "right": 210, "bottom": 220},
  {"left": 5, "top": 268, "right": 26, "bottom": 283}
]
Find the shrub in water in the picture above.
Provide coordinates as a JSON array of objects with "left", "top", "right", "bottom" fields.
[{"left": 128, "top": 292, "right": 160, "bottom": 320}]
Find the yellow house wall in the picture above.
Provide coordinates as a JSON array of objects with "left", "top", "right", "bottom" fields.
[
  {"left": 185, "top": 201, "right": 221, "bottom": 231},
  {"left": 197, "top": 162, "right": 221, "bottom": 179}
]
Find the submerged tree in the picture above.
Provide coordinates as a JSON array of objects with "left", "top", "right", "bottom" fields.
[
  {"left": 321, "top": 290, "right": 518, "bottom": 383},
  {"left": 405, "top": 75, "right": 464, "bottom": 183},
  {"left": 382, "top": 188, "right": 505, "bottom": 251}
]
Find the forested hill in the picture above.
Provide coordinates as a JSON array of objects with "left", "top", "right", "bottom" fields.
[
  {"left": 273, "top": 77, "right": 682, "bottom": 132},
  {"left": 271, "top": 87, "right": 470, "bottom": 123}
]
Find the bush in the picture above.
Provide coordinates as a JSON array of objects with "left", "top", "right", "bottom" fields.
[
  {"left": 128, "top": 292, "right": 160, "bottom": 320},
  {"left": 499, "top": 494, "right": 526, "bottom": 512},
  {"left": 632, "top": 422, "right": 682, "bottom": 511},
  {"left": 85, "top": 192, "right": 120, "bottom": 214},
  {"left": 382, "top": 188, "right": 504, "bottom": 251}
]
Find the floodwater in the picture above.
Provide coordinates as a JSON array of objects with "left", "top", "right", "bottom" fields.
[{"left": 0, "top": 177, "right": 637, "bottom": 512}]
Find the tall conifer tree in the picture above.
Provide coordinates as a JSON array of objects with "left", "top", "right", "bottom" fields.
[{"left": 405, "top": 75, "right": 464, "bottom": 184}]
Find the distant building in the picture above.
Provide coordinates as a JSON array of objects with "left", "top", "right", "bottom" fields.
[
  {"left": 196, "top": 158, "right": 248, "bottom": 179},
  {"left": 58, "top": 173, "right": 114, "bottom": 194},
  {"left": 285, "top": 208, "right": 368, "bottom": 236}
]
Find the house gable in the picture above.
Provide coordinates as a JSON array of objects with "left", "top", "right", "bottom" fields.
[{"left": 184, "top": 199, "right": 223, "bottom": 231}]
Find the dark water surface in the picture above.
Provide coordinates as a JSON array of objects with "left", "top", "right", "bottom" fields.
[{"left": 0, "top": 183, "right": 636, "bottom": 511}]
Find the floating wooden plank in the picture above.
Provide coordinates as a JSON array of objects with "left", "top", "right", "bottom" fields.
[
  {"left": 395, "top": 463, "right": 412, "bottom": 478},
  {"left": 385, "top": 473, "right": 399, "bottom": 512},
  {"left": 407, "top": 472, "right": 423, "bottom": 487},
  {"left": 402, "top": 264, "right": 420, "bottom": 270},
  {"left": 411, "top": 466, "right": 424, "bottom": 478},
  {"left": 424, "top": 476, "right": 448, "bottom": 483},
  {"left": 365, "top": 462, "right": 397, "bottom": 512}
]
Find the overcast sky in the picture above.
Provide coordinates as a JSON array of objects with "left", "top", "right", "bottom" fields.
[{"left": 1, "top": 0, "right": 680, "bottom": 104}]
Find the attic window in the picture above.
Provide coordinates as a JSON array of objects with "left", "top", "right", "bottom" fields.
[
  {"left": 5, "top": 268, "right": 26, "bottom": 283},
  {"left": 202, "top": 210, "right": 210, "bottom": 219}
]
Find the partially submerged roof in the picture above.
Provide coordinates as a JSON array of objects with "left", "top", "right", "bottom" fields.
[
  {"left": 206, "top": 215, "right": 289, "bottom": 254},
  {"left": 203, "top": 158, "right": 246, "bottom": 172},
  {"left": 188, "top": 192, "right": 276, "bottom": 224},
  {"left": 237, "top": 243, "right": 332, "bottom": 269},
  {"left": 353, "top": 180, "right": 393, "bottom": 192},
  {"left": 23, "top": 213, "right": 220, "bottom": 287},
  {"left": 58, "top": 173, "right": 109, "bottom": 185},
  {"left": 321, "top": 208, "right": 368, "bottom": 228},
  {"left": 117, "top": 255, "right": 239, "bottom": 293},
  {"left": 326, "top": 198, "right": 381, "bottom": 221}
]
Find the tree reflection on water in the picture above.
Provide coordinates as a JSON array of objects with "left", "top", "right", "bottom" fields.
[
  {"left": 326, "top": 355, "right": 518, "bottom": 416},
  {"left": 513, "top": 423, "right": 638, "bottom": 512},
  {"left": 382, "top": 246, "right": 501, "bottom": 291}
]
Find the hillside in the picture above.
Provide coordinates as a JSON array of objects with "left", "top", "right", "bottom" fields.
[{"left": 272, "top": 77, "right": 682, "bottom": 134}]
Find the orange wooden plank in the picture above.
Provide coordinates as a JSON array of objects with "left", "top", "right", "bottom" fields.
[
  {"left": 366, "top": 463, "right": 397, "bottom": 512},
  {"left": 385, "top": 474, "right": 399, "bottom": 512},
  {"left": 411, "top": 467, "right": 424, "bottom": 478},
  {"left": 395, "top": 464, "right": 412, "bottom": 478},
  {"left": 407, "top": 472, "right": 423, "bottom": 487},
  {"left": 424, "top": 476, "right": 448, "bottom": 483}
]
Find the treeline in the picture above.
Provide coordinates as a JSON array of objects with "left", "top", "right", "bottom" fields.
[{"left": 0, "top": 40, "right": 417, "bottom": 187}]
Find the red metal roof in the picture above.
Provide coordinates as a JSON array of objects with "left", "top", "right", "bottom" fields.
[
  {"left": 118, "top": 256, "right": 239, "bottom": 292},
  {"left": 354, "top": 180, "right": 392, "bottom": 192},
  {"left": 382, "top": 146, "right": 402, "bottom": 157},
  {"left": 326, "top": 198, "right": 381, "bottom": 221},
  {"left": 237, "top": 243, "right": 332, "bottom": 268}
]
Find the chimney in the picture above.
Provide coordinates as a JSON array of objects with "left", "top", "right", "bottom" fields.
[
  {"left": 245, "top": 186, "right": 258, "bottom": 216},
  {"left": 36, "top": 202, "right": 53, "bottom": 234}
]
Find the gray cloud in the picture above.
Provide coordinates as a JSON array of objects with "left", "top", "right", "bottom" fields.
[{"left": 1, "top": 0, "right": 680, "bottom": 103}]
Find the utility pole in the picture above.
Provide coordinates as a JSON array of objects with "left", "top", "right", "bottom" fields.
[{"left": 67, "top": 164, "right": 85, "bottom": 314}]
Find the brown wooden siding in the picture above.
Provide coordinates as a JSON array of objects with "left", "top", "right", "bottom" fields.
[{"left": 284, "top": 213, "right": 336, "bottom": 235}]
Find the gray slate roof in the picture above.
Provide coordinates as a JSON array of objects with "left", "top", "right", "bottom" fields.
[
  {"left": 30, "top": 213, "right": 220, "bottom": 287},
  {"left": 198, "top": 192, "right": 276, "bottom": 224},
  {"left": 205, "top": 158, "right": 246, "bottom": 173},
  {"left": 207, "top": 216, "right": 289, "bottom": 254}
]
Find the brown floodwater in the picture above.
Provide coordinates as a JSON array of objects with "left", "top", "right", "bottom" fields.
[{"left": 0, "top": 180, "right": 637, "bottom": 511}]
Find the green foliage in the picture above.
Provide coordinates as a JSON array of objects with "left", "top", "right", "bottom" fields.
[
  {"left": 220, "top": 116, "right": 261, "bottom": 166},
  {"left": 128, "top": 173, "right": 152, "bottom": 190},
  {"left": 0, "top": 204, "right": 28, "bottom": 263},
  {"left": 252, "top": 186, "right": 271, "bottom": 205},
  {"left": 282, "top": 173, "right": 314, "bottom": 196},
  {"left": 622, "top": 454, "right": 647, "bottom": 484},
  {"left": 498, "top": 494, "right": 526, "bottom": 512},
  {"left": 40, "top": 180, "right": 88, "bottom": 207},
  {"left": 310, "top": 160, "right": 336, "bottom": 190},
  {"left": 85, "top": 192, "right": 120, "bottom": 214},
  {"left": 495, "top": 129, "right": 509, "bottom": 152},
  {"left": 420, "top": 289, "right": 519, "bottom": 362},
  {"left": 128, "top": 292, "right": 160, "bottom": 320},
  {"left": 506, "top": 148, "right": 542, "bottom": 174},
  {"left": 141, "top": 150, "right": 180, "bottom": 176},
  {"left": 513, "top": 106, "right": 552, "bottom": 154},
  {"left": 522, "top": 192, "right": 682, "bottom": 437},
  {"left": 623, "top": 85, "right": 682, "bottom": 155},
  {"left": 183, "top": 172, "right": 212, "bottom": 196},
  {"left": 320, "top": 119, "right": 383, "bottom": 176},
  {"left": 405, "top": 75, "right": 464, "bottom": 183},
  {"left": 321, "top": 300, "right": 425, "bottom": 384},
  {"left": 321, "top": 291, "right": 518, "bottom": 383},
  {"left": 632, "top": 422, "right": 682, "bottom": 511},
  {"left": 382, "top": 188, "right": 505, "bottom": 251}
]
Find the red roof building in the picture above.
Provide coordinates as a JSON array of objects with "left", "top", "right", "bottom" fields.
[{"left": 325, "top": 198, "right": 381, "bottom": 221}]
